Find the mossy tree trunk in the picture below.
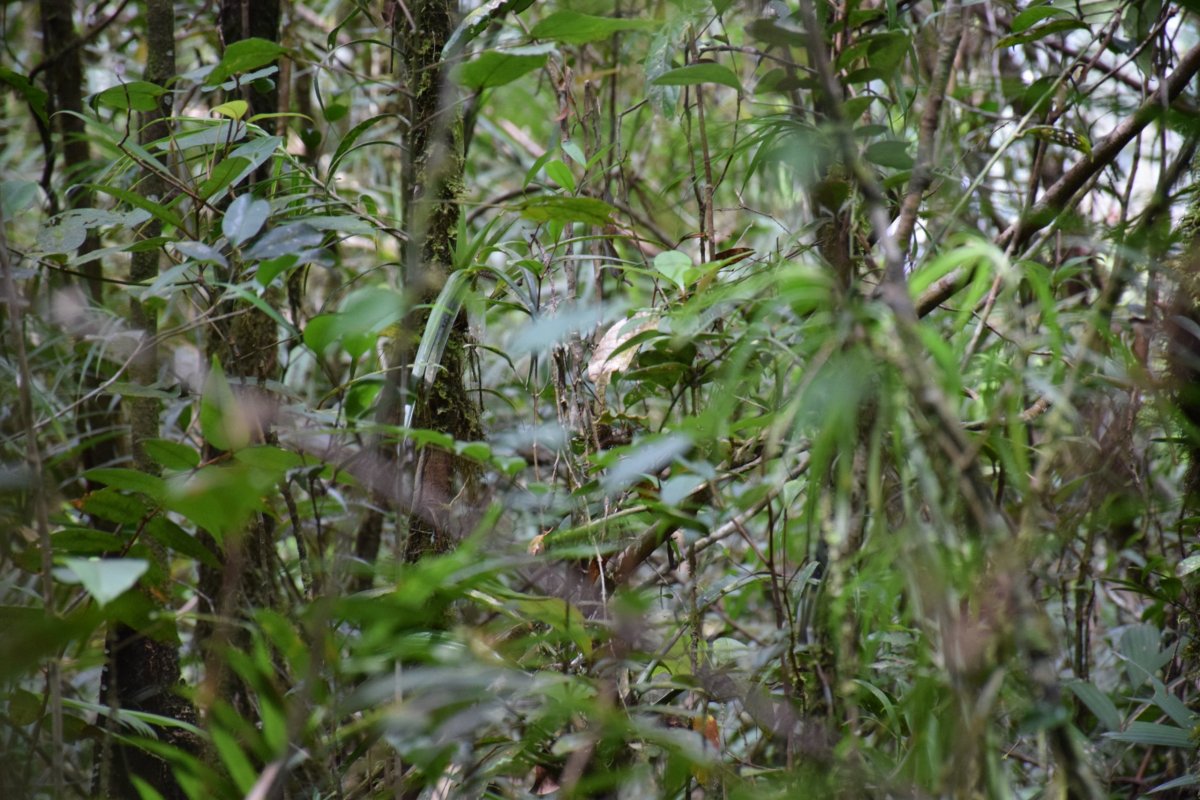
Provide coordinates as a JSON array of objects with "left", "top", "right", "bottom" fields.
[{"left": 356, "top": 0, "right": 482, "bottom": 570}]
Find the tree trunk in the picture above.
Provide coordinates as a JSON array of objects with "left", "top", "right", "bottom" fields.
[
  {"left": 353, "top": 0, "right": 482, "bottom": 572},
  {"left": 95, "top": 4, "right": 196, "bottom": 799},
  {"left": 193, "top": 0, "right": 286, "bottom": 722}
]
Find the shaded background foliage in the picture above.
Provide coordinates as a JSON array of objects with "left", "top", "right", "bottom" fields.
[{"left": 1, "top": 0, "right": 1199, "bottom": 797}]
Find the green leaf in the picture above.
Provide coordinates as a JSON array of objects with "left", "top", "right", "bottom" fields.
[
  {"left": 530, "top": 10, "right": 655, "bottom": 44},
  {"left": 90, "top": 81, "right": 168, "bottom": 112},
  {"left": 1178, "top": 552, "right": 1200, "bottom": 576},
  {"left": 654, "top": 250, "right": 696, "bottom": 291},
  {"left": 82, "top": 468, "right": 166, "bottom": 500},
  {"left": 36, "top": 218, "right": 88, "bottom": 254},
  {"left": 57, "top": 558, "right": 149, "bottom": 607},
  {"left": 329, "top": 114, "right": 392, "bottom": 175},
  {"left": 206, "top": 38, "right": 287, "bottom": 86},
  {"left": 91, "top": 185, "right": 184, "bottom": 232},
  {"left": 234, "top": 445, "right": 303, "bottom": 476},
  {"left": 303, "top": 314, "right": 339, "bottom": 355},
  {"left": 453, "top": 45, "right": 553, "bottom": 90},
  {"left": 1150, "top": 775, "right": 1200, "bottom": 793},
  {"left": 543, "top": 159, "right": 576, "bottom": 192},
  {"left": 0, "top": 68, "right": 49, "bottom": 125},
  {"left": 211, "top": 99, "right": 248, "bottom": 120},
  {"left": 222, "top": 194, "right": 270, "bottom": 247},
  {"left": 1065, "top": 680, "right": 1121, "bottom": 731},
  {"left": 518, "top": 196, "right": 615, "bottom": 225},
  {"left": 52, "top": 528, "right": 125, "bottom": 556},
  {"left": 2, "top": 180, "right": 40, "bottom": 219},
  {"left": 1103, "top": 722, "right": 1192, "bottom": 748},
  {"left": 168, "top": 120, "right": 247, "bottom": 151},
  {"left": 1120, "top": 623, "right": 1170, "bottom": 687},
  {"left": 200, "top": 356, "right": 247, "bottom": 452},
  {"left": 243, "top": 222, "right": 322, "bottom": 260},
  {"left": 651, "top": 63, "right": 741, "bottom": 91},
  {"left": 146, "top": 517, "right": 220, "bottom": 569},
  {"left": 1011, "top": 5, "right": 1074, "bottom": 33},
  {"left": 561, "top": 140, "right": 586, "bottom": 167},
  {"left": 142, "top": 438, "right": 201, "bottom": 470},
  {"left": 255, "top": 253, "right": 299, "bottom": 287},
  {"left": 864, "top": 139, "right": 914, "bottom": 170},
  {"left": 8, "top": 688, "right": 42, "bottom": 726},
  {"left": 172, "top": 240, "right": 228, "bottom": 268},
  {"left": 80, "top": 488, "right": 149, "bottom": 525},
  {"left": 744, "top": 18, "right": 807, "bottom": 47},
  {"left": 163, "top": 464, "right": 273, "bottom": 542},
  {"left": 996, "top": 19, "right": 1088, "bottom": 48}
]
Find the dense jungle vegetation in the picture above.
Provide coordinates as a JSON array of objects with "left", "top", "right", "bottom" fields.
[{"left": 2, "top": 0, "right": 1200, "bottom": 797}]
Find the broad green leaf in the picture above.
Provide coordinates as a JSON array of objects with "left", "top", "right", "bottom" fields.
[
  {"left": 256, "top": 253, "right": 299, "bottom": 287},
  {"left": 0, "top": 67, "right": 49, "bottom": 124},
  {"left": 519, "top": 196, "right": 615, "bottom": 225},
  {"left": 304, "top": 287, "right": 404, "bottom": 358},
  {"left": 651, "top": 63, "right": 741, "bottom": 91},
  {"left": 146, "top": 517, "right": 221, "bottom": 569},
  {"left": 211, "top": 99, "right": 249, "bottom": 120},
  {"left": 142, "top": 438, "right": 201, "bottom": 470},
  {"left": 222, "top": 194, "right": 270, "bottom": 246},
  {"left": 996, "top": 19, "right": 1088, "bottom": 47},
  {"left": 90, "top": 81, "right": 168, "bottom": 112},
  {"left": 1011, "top": 5, "right": 1074, "bottom": 32},
  {"left": 91, "top": 185, "right": 184, "bottom": 231},
  {"left": 82, "top": 468, "right": 166, "bottom": 500},
  {"left": 234, "top": 445, "right": 303, "bottom": 475},
  {"left": 453, "top": 45, "right": 553, "bottom": 90},
  {"left": 163, "top": 464, "right": 273, "bottom": 542},
  {"left": 167, "top": 120, "right": 247, "bottom": 151},
  {"left": 1066, "top": 680, "right": 1121, "bottom": 731},
  {"left": 1120, "top": 623, "right": 1170, "bottom": 687},
  {"left": 654, "top": 250, "right": 696, "bottom": 291},
  {"left": 57, "top": 558, "right": 148, "bottom": 607},
  {"left": 205, "top": 38, "right": 287, "bottom": 86},
  {"left": 36, "top": 218, "right": 88, "bottom": 254},
  {"left": 744, "top": 18, "right": 807, "bottom": 47},
  {"left": 80, "top": 488, "right": 149, "bottom": 525},
  {"left": 530, "top": 10, "right": 655, "bottom": 44},
  {"left": 1178, "top": 552, "right": 1200, "bottom": 576},
  {"left": 561, "top": 140, "right": 586, "bottom": 167},
  {"left": 172, "top": 240, "right": 228, "bottom": 267},
  {"left": 243, "top": 222, "right": 322, "bottom": 259},
  {"left": 543, "top": 159, "right": 576, "bottom": 192},
  {"left": 303, "top": 314, "right": 339, "bottom": 355},
  {"left": 8, "top": 688, "right": 42, "bottom": 726},
  {"left": 865, "top": 139, "right": 914, "bottom": 169},
  {"left": 51, "top": 528, "right": 125, "bottom": 556},
  {"left": 2, "top": 180, "right": 40, "bottom": 219}
]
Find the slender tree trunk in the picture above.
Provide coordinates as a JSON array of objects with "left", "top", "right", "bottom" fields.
[
  {"left": 194, "top": 0, "right": 285, "bottom": 720},
  {"left": 354, "top": 0, "right": 482, "bottom": 572},
  {"left": 95, "top": 4, "right": 196, "bottom": 799}
]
